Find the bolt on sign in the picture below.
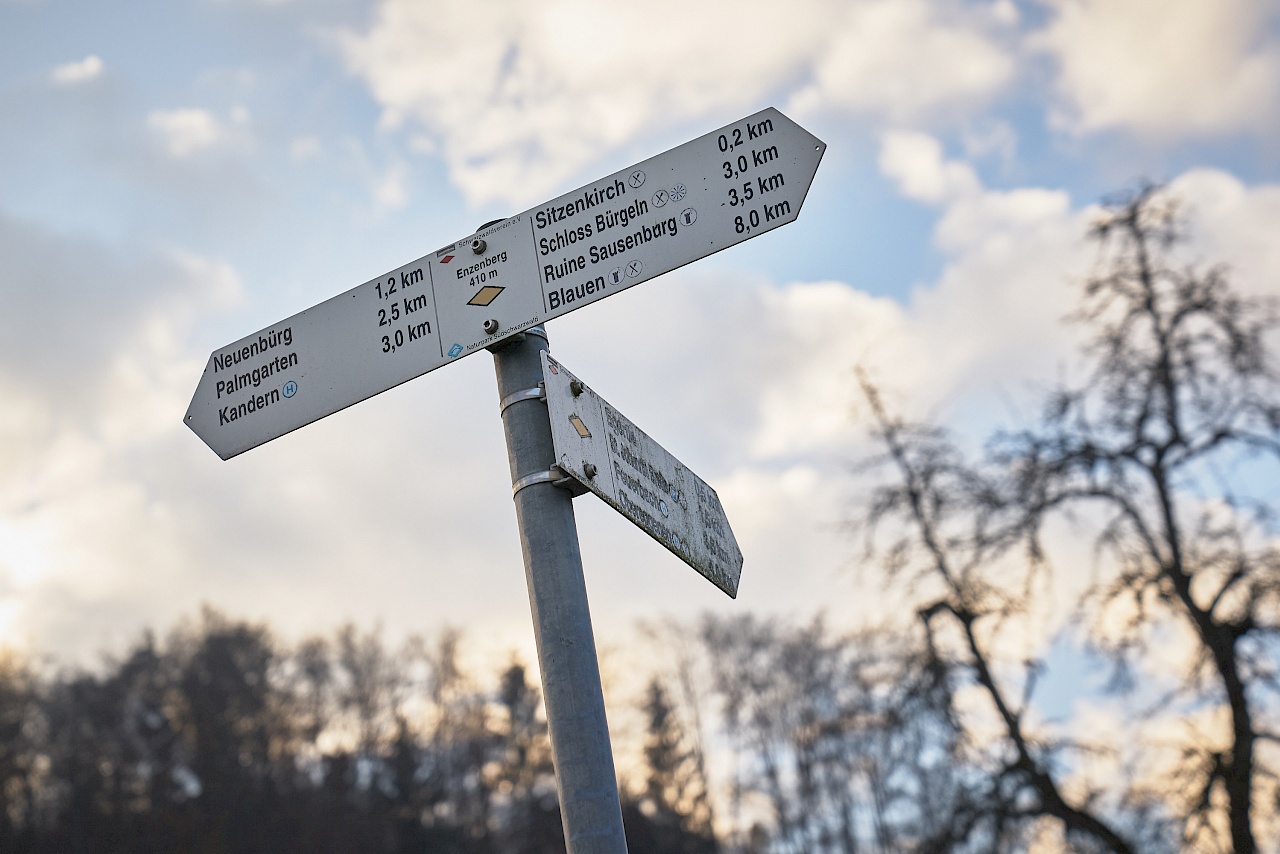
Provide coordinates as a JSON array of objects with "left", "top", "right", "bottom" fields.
[{"left": 185, "top": 108, "right": 825, "bottom": 460}]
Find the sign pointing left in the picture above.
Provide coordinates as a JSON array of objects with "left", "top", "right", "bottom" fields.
[
  {"left": 186, "top": 107, "right": 824, "bottom": 459},
  {"left": 185, "top": 251, "right": 450, "bottom": 459}
]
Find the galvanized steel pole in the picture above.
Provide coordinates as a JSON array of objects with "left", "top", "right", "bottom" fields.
[{"left": 491, "top": 325, "right": 629, "bottom": 854}]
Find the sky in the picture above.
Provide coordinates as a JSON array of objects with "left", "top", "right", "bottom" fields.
[{"left": 1, "top": 0, "right": 1279, "bottom": 685}]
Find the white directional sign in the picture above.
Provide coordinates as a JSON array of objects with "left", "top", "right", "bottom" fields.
[
  {"left": 186, "top": 107, "right": 825, "bottom": 458},
  {"left": 541, "top": 353, "right": 743, "bottom": 597}
]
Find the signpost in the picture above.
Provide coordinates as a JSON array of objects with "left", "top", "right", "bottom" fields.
[
  {"left": 185, "top": 107, "right": 824, "bottom": 854},
  {"left": 186, "top": 107, "right": 824, "bottom": 459}
]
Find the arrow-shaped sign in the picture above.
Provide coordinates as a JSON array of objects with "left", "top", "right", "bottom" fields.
[
  {"left": 186, "top": 108, "right": 825, "bottom": 459},
  {"left": 541, "top": 353, "right": 743, "bottom": 597}
]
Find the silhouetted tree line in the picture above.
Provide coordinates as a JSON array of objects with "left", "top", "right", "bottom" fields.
[
  {"left": 0, "top": 609, "right": 723, "bottom": 854},
  {"left": 0, "top": 608, "right": 968, "bottom": 854}
]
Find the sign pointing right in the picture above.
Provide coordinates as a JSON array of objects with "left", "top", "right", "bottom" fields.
[{"left": 542, "top": 352, "right": 743, "bottom": 598}]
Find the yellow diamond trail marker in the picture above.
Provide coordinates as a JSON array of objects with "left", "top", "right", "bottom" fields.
[
  {"left": 185, "top": 107, "right": 825, "bottom": 459},
  {"left": 467, "top": 285, "right": 506, "bottom": 307}
]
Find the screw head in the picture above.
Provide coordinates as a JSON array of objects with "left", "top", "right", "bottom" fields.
[
  {"left": 483, "top": 318, "right": 499, "bottom": 335},
  {"left": 569, "top": 380, "right": 585, "bottom": 397},
  {"left": 583, "top": 462, "right": 598, "bottom": 479},
  {"left": 471, "top": 237, "right": 487, "bottom": 255}
]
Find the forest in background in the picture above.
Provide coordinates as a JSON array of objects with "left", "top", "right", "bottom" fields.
[{"left": 0, "top": 186, "right": 1277, "bottom": 853}]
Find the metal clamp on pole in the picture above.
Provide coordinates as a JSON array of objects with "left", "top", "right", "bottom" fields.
[
  {"left": 511, "top": 465, "right": 589, "bottom": 498},
  {"left": 500, "top": 383, "right": 545, "bottom": 415}
]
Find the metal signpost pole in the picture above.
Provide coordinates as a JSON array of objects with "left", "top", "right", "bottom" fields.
[{"left": 491, "top": 325, "right": 628, "bottom": 854}]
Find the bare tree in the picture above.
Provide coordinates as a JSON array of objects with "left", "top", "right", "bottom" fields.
[
  {"left": 691, "top": 613, "right": 963, "bottom": 853},
  {"left": 860, "top": 378, "right": 1143, "bottom": 853},
  {"left": 995, "top": 185, "right": 1280, "bottom": 853},
  {"left": 859, "top": 185, "right": 1280, "bottom": 852}
]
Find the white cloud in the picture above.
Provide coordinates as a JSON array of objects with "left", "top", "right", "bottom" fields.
[
  {"left": 934, "top": 186, "right": 1072, "bottom": 252},
  {"left": 0, "top": 215, "right": 240, "bottom": 411},
  {"left": 0, "top": 219, "right": 251, "bottom": 658},
  {"left": 373, "top": 160, "right": 409, "bottom": 210},
  {"left": 334, "top": 0, "right": 1014, "bottom": 207},
  {"left": 1168, "top": 169, "right": 1280, "bottom": 301},
  {"left": 337, "top": 138, "right": 412, "bottom": 211},
  {"left": 51, "top": 55, "right": 103, "bottom": 84},
  {"left": 874, "top": 132, "right": 1091, "bottom": 402},
  {"left": 879, "top": 130, "right": 982, "bottom": 204},
  {"left": 961, "top": 118, "right": 1018, "bottom": 162},
  {"left": 748, "top": 284, "right": 908, "bottom": 459},
  {"left": 289, "top": 135, "right": 323, "bottom": 162},
  {"left": 788, "top": 0, "right": 1014, "bottom": 121},
  {"left": 147, "top": 108, "right": 227, "bottom": 157},
  {"left": 1034, "top": 0, "right": 1280, "bottom": 139},
  {"left": 877, "top": 130, "right": 1072, "bottom": 251}
]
